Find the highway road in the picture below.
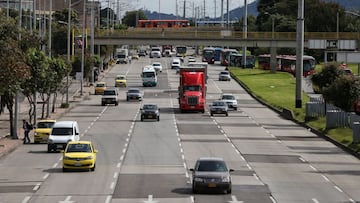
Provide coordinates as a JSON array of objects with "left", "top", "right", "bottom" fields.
[{"left": 0, "top": 50, "right": 360, "bottom": 203}]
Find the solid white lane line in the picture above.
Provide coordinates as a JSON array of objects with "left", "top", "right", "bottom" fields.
[
  {"left": 113, "top": 172, "right": 118, "bottom": 179},
  {"left": 43, "top": 173, "right": 49, "bottom": 180},
  {"left": 321, "top": 175, "right": 330, "bottom": 182},
  {"left": 120, "top": 155, "right": 124, "bottom": 161},
  {"left": 312, "top": 198, "right": 319, "bottom": 203},
  {"left": 105, "top": 195, "right": 112, "bottom": 203},
  {"left": 21, "top": 196, "right": 31, "bottom": 203},
  {"left": 299, "top": 157, "right": 306, "bottom": 162},
  {"left": 309, "top": 165, "right": 317, "bottom": 171},
  {"left": 33, "top": 183, "right": 41, "bottom": 191},
  {"left": 116, "top": 162, "right": 121, "bottom": 168},
  {"left": 334, "top": 185, "right": 343, "bottom": 193},
  {"left": 52, "top": 163, "right": 58, "bottom": 168},
  {"left": 269, "top": 196, "right": 277, "bottom": 203},
  {"left": 110, "top": 182, "right": 115, "bottom": 190}
]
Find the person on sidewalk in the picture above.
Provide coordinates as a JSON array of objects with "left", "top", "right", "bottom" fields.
[{"left": 22, "top": 119, "right": 32, "bottom": 144}]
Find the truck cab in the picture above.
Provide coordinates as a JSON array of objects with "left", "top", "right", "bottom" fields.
[{"left": 178, "top": 66, "right": 206, "bottom": 113}]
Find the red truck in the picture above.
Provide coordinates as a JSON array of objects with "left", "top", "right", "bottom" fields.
[{"left": 178, "top": 66, "right": 206, "bottom": 113}]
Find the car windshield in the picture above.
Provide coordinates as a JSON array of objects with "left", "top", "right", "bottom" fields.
[
  {"left": 213, "top": 102, "right": 225, "bottom": 106},
  {"left": 103, "top": 90, "right": 116, "bottom": 95},
  {"left": 222, "top": 95, "right": 235, "bottom": 100},
  {"left": 152, "top": 63, "right": 160, "bottom": 66},
  {"left": 128, "top": 89, "right": 140, "bottom": 93},
  {"left": 96, "top": 83, "right": 105, "bottom": 87},
  {"left": 52, "top": 127, "right": 73, "bottom": 136},
  {"left": 220, "top": 71, "right": 229, "bottom": 75},
  {"left": 143, "top": 105, "right": 158, "bottom": 110},
  {"left": 37, "top": 122, "right": 55, "bottom": 129},
  {"left": 116, "top": 76, "right": 125, "bottom": 80},
  {"left": 196, "top": 160, "right": 228, "bottom": 172},
  {"left": 66, "top": 144, "right": 92, "bottom": 153}
]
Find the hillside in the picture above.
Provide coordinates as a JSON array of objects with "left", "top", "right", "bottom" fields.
[{"left": 145, "top": 0, "right": 360, "bottom": 20}]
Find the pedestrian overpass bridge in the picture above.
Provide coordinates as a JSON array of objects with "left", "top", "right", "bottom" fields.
[{"left": 94, "top": 29, "right": 360, "bottom": 49}]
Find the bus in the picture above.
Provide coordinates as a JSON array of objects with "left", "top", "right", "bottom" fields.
[
  {"left": 137, "top": 20, "right": 190, "bottom": 28},
  {"left": 220, "top": 49, "right": 239, "bottom": 66},
  {"left": 214, "top": 47, "right": 223, "bottom": 61},
  {"left": 176, "top": 45, "right": 187, "bottom": 57},
  {"left": 258, "top": 54, "right": 316, "bottom": 77},
  {"left": 229, "top": 54, "right": 256, "bottom": 68},
  {"left": 202, "top": 47, "right": 215, "bottom": 64}
]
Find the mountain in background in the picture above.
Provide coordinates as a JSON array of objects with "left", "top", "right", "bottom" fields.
[{"left": 144, "top": 0, "right": 359, "bottom": 20}]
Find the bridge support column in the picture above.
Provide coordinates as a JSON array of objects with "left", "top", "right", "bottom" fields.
[{"left": 270, "top": 43, "right": 277, "bottom": 73}]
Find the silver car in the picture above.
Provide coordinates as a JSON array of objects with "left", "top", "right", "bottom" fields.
[
  {"left": 218, "top": 71, "right": 231, "bottom": 81},
  {"left": 190, "top": 157, "right": 233, "bottom": 194},
  {"left": 220, "top": 94, "right": 238, "bottom": 110},
  {"left": 210, "top": 100, "right": 228, "bottom": 116},
  {"left": 126, "top": 88, "right": 143, "bottom": 101}
]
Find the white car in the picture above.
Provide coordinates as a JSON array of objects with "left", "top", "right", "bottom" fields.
[
  {"left": 152, "top": 62, "right": 163, "bottom": 73},
  {"left": 220, "top": 94, "right": 238, "bottom": 110},
  {"left": 188, "top": 57, "right": 196, "bottom": 63},
  {"left": 171, "top": 58, "right": 181, "bottom": 70},
  {"left": 150, "top": 47, "right": 161, "bottom": 58},
  {"left": 219, "top": 71, "right": 231, "bottom": 81}
]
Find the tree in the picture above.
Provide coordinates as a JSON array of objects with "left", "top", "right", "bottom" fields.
[
  {"left": 310, "top": 63, "right": 343, "bottom": 94},
  {"left": 0, "top": 15, "right": 31, "bottom": 139},
  {"left": 122, "top": 10, "right": 147, "bottom": 27},
  {"left": 322, "top": 76, "right": 360, "bottom": 112}
]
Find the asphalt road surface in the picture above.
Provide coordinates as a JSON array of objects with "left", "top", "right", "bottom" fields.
[{"left": 0, "top": 52, "right": 360, "bottom": 203}]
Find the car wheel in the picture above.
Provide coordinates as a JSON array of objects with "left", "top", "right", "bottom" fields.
[
  {"left": 227, "top": 188, "right": 232, "bottom": 194},
  {"left": 91, "top": 164, "right": 96, "bottom": 171},
  {"left": 211, "top": 113, "right": 213, "bottom": 116},
  {"left": 226, "top": 112, "right": 228, "bottom": 116},
  {"left": 234, "top": 107, "right": 237, "bottom": 111},
  {"left": 34, "top": 141, "right": 39, "bottom": 144},
  {"left": 201, "top": 110, "right": 205, "bottom": 113},
  {"left": 115, "top": 102, "right": 118, "bottom": 106},
  {"left": 62, "top": 167, "right": 68, "bottom": 172},
  {"left": 101, "top": 102, "right": 105, "bottom": 106},
  {"left": 47, "top": 145, "right": 52, "bottom": 153},
  {"left": 126, "top": 97, "right": 129, "bottom": 101},
  {"left": 192, "top": 184, "right": 198, "bottom": 194},
  {"left": 141, "top": 116, "right": 144, "bottom": 122}
]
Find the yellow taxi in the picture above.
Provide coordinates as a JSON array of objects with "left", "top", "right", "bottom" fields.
[
  {"left": 115, "top": 75, "right": 127, "bottom": 87},
  {"left": 62, "top": 141, "right": 98, "bottom": 172},
  {"left": 33, "top": 119, "right": 56, "bottom": 144},
  {"left": 94, "top": 82, "right": 107, "bottom": 95}
]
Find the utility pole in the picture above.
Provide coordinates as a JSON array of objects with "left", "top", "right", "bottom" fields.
[
  {"left": 66, "top": 0, "right": 71, "bottom": 105},
  {"left": 49, "top": 0, "right": 52, "bottom": 57},
  {"left": 295, "top": 0, "right": 304, "bottom": 108},
  {"left": 183, "top": 0, "right": 186, "bottom": 19},
  {"left": 214, "top": 0, "right": 216, "bottom": 19},
  {"left": 242, "top": 0, "right": 247, "bottom": 68},
  {"left": 221, "top": 0, "right": 224, "bottom": 27},
  {"left": 226, "top": 0, "right": 229, "bottom": 29}
]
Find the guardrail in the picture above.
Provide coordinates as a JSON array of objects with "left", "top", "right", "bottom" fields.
[{"left": 95, "top": 29, "right": 360, "bottom": 40}]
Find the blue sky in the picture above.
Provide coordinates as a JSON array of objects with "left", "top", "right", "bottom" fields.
[{"left": 104, "top": 0, "right": 256, "bottom": 18}]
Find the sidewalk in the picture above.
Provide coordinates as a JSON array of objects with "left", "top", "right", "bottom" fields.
[{"left": 0, "top": 65, "right": 112, "bottom": 159}]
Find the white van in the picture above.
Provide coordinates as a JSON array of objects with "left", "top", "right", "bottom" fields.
[
  {"left": 47, "top": 121, "right": 80, "bottom": 152},
  {"left": 141, "top": 65, "right": 157, "bottom": 87}
]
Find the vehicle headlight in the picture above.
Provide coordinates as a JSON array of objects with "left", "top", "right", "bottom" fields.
[
  {"left": 86, "top": 155, "right": 93, "bottom": 159},
  {"left": 63, "top": 156, "right": 70, "bottom": 160},
  {"left": 34, "top": 132, "right": 38, "bottom": 136},
  {"left": 194, "top": 177, "right": 204, "bottom": 182},
  {"left": 222, "top": 176, "right": 230, "bottom": 182},
  {"left": 48, "top": 139, "right": 53, "bottom": 143}
]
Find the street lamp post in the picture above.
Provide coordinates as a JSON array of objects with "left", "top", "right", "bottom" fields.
[
  {"left": 242, "top": 0, "right": 248, "bottom": 68},
  {"left": 66, "top": 0, "right": 72, "bottom": 105}
]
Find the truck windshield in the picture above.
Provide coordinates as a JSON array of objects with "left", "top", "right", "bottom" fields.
[
  {"left": 143, "top": 72, "right": 155, "bottom": 78},
  {"left": 118, "top": 54, "right": 126, "bottom": 58},
  {"left": 184, "top": 85, "right": 201, "bottom": 91}
]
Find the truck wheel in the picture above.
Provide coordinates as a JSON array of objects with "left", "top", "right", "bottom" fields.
[
  {"left": 101, "top": 102, "right": 105, "bottom": 106},
  {"left": 234, "top": 107, "right": 237, "bottom": 111}
]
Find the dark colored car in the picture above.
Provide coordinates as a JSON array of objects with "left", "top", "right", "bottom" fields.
[
  {"left": 190, "top": 157, "right": 233, "bottom": 194},
  {"left": 210, "top": 100, "right": 228, "bottom": 116},
  {"left": 140, "top": 104, "right": 160, "bottom": 121},
  {"left": 126, "top": 88, "right": 143, "bottom": 101},
  {"left": 138, "top": 50, "right": 147, "bottom": 57}
]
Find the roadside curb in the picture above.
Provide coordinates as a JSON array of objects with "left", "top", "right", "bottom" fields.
[{"left": 230, "top": 72, "right": 360, "bottom": 160}]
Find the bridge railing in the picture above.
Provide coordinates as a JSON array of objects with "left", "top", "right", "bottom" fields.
[{"left": 95, "top": 29, "right": 360, "bottom": 40}]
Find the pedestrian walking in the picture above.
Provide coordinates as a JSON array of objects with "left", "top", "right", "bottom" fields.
[{"left": 22, "top": 119, "right": 32, "bottom": 144}]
